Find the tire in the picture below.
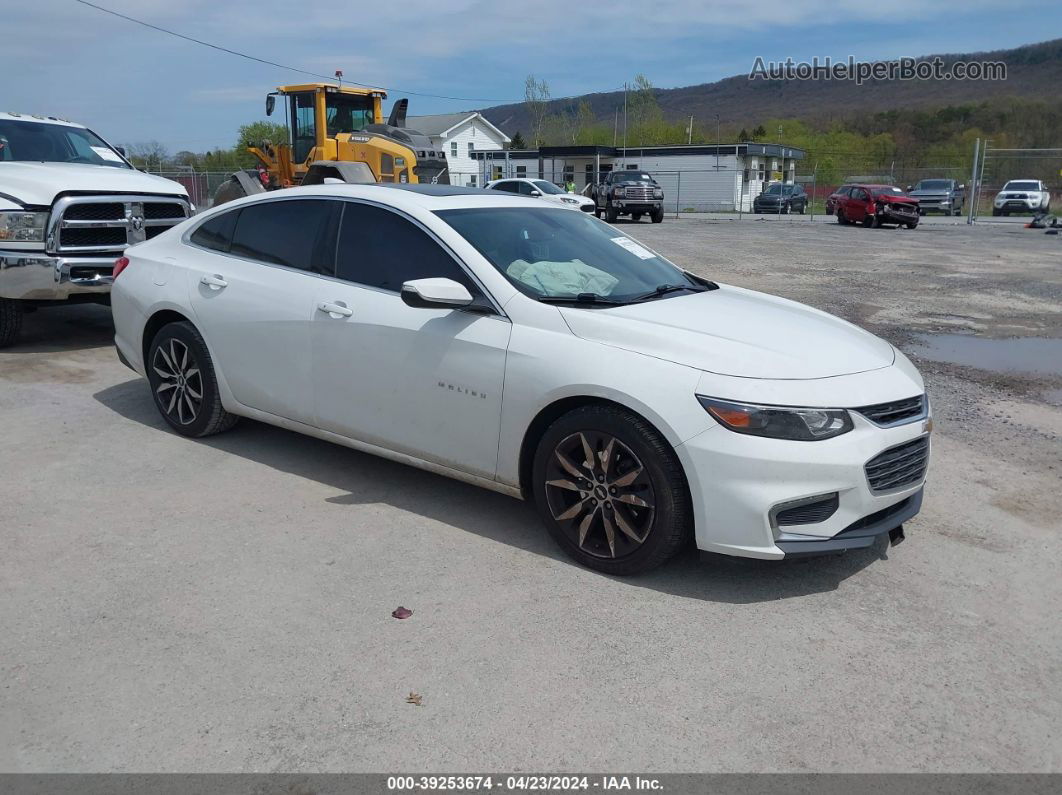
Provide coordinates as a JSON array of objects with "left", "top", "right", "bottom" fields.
[
  {"left": 798, "top": 202, "right": 806, "bottom": 214},
  {"left": 650, "top": 208, "right": 664, "bottom": 223},
  {"left": 906, "top": 221, "right": 918, "bottom": 229},
  {"left": 605, "top": 202, "right": 619, "bottom": 223},
  {"left": 953, "top": 206, "right": 962, "bottom": 216},
  {"left": 863, "top": 214, "right": 875, "bottom": 228},
  {"left": 632, "top": 213, "right": 643, "bottom": 221},
  {"left": 594, "top": 206, "right": 602, "bottom": 219},
  {"left": 532, "top": 404, "right": 692, "bottom": 575},
  {"left": 782, "top": 202, "right": 790, "bottom": 214},
  {"left": 146, "top": 321, "right": 238, "bottom": 438},
  {"left": 0, "top": 298, "right": 23, "bottom": 349},
  {"left": 836, "top": 209, "right": 848, "bottom": 224}
]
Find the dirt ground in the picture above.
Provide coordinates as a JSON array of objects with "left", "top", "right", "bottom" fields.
[{"left": 1, "top": 217, "right": 1060, "bottom": 773}]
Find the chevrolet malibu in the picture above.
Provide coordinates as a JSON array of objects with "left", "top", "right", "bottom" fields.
[{"left": 111, "top": 184, "right": 931, "bottom": 575}]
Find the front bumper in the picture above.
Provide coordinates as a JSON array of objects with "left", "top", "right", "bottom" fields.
[
  {"left": 995, "top": 200, "right": 1039, "bottom": 211},
  {"left": 676, "top": 410, "right": 930, "bottom": 560},
  {"left": 913, "top": 198, "right": 952, "bottom": 212},
  {"left": 0, "top": 250, "right": 115, "bottom": 300},
  {"left": 614, "top": 201, "right": 662, "bottom": 213},
  {"left": 881, "top": 205, "right": 919, "bottom": 224}
]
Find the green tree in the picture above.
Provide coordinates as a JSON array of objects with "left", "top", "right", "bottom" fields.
[
  {"left": 509, "top": 131, "right": 527, "bottom": 149},
  {"left": 751, "top": 124, "right": 767, "bottom": 140},
  {"left": 237, "top": 121, "right": 289, "bottom": 150},
  {"left": 737, "top": 128, "right": 749, "bottom": 142}
]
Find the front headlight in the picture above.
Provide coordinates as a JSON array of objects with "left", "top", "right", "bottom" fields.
[
  {"left": 697, "top": 396, "right": 853, "bottom": 441},
  {"left": 653, "top": 189, "right": 663, "bottom": 199},
  {"left": 0, "top": 211, "right": 48, "bottom": 242},
  {"left": 560, "top": 196, "right": 579, "bottom": 204}
]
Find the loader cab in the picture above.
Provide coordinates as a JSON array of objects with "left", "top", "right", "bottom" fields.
[{"left": 272, "top": 84, "right": 385, "bottom": 165}]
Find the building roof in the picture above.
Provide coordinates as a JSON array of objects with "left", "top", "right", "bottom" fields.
[
  {"left": 406, "top": 112, "right": 510, "bottom": 142},
  {"left": 472, "top": 142, "right": 805, "bottom": 160}
]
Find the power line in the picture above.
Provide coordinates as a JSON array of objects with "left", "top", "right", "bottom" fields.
[{"left": 73, "top": 0, "right": 623, "bottom": 105}]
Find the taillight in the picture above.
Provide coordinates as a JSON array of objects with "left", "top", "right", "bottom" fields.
[{"left": 113, "top": 256, "right": 130, "bottom": 279}]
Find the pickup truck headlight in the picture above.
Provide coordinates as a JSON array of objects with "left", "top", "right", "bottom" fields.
[
  {"left": 0, "top": 211, "right": 48, "bottom": 242},
  {"left": 653, "top": 188, "right": 663, "bottom": 199},
  {"left": 697, "top": 396, "right": 853, "bottom": 441}
]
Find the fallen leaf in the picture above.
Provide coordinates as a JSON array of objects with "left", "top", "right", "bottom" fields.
[
  {"left": 406, "top": 691, "right": 423, "bottom": 706},
  {"left": 392, "top": 606, "right": 413, "bottom": 619}
]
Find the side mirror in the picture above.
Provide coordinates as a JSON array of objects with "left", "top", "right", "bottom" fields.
[
  {"left": 530, "top": 190, "right": 541, "bottom": 197},
  {"left": 400, "top": 278, "right": 474, "bottom": 309},
  {"left": 906, "top": 185, "right": 913, "bottom": 192},
  {"left": 959, "top": 184, "right": 965, "bottom": 190},
  {"left": 266, "top": 95, "right": 276, "bottom": 116}
]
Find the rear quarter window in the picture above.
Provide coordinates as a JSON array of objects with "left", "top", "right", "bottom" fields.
[{"left": 190, "top": 210, "right": 239, "bottom": 253}]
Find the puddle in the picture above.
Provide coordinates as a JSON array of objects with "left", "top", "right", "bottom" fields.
[{"left": 907, "top": 333, "right": 1062, "bottom": 377}]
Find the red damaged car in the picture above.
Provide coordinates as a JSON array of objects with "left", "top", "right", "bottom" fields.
[{"left": 827, "top": 184, "right": 920, "bottom": 229}]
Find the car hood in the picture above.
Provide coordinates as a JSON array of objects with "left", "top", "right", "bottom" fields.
[
  {"left": 559, "top": 285, "right": 895, "bottom": 379},
  {"left": 909, "top": 190, "right": 950, "bottom": 197},
  {"left": 0, "top": 162, "right": 188, "bottom": 206},
  {"left": 874, "top": 193, "right": 917, "bottom": 203}
]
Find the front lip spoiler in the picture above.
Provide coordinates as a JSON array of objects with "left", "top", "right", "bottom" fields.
[{"left": 772, "top": 488, "right": 923, "bottom": 558}]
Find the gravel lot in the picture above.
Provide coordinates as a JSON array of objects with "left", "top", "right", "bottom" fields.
[{"left": 2, "top": 217, "right": 1060, "bottom": 773}]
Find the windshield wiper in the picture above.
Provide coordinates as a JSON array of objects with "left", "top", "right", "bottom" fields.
[
  {"left": 628, "top": 283, "right": 708, "bottom": 303},
  {"left": 537, "top": 293, "right": 626, "bottom": 306}
]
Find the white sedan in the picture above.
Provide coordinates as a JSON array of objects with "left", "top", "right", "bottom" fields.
[
  {"left": 111, "top": 184, "right": 930, "bottom": 574},
  {"left": 486, "top": 177, "right": 595, "bottom": 213}
]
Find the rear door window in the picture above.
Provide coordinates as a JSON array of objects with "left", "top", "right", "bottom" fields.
[
  {"left": 190, "top": 210, "right": 239, "bottom": 253},
  {"left": 229, "top": 199, "right": 335, "bottom": 275}
]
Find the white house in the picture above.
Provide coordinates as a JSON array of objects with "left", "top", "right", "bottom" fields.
[
  {"left": 471, "top": 142, "right": 806, "bottom": 212},
  {"left": 406, "top": 112, "right": 510, "bottom": 187}
]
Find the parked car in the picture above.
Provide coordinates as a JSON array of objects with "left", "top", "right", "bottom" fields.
[
  {"left": 752, "top": 183, "right": 808, "bottom": 214},
  {"left": 992, "top": 180, "right": 1051, "bottom": 216},
  {"left": 907, "top": 179, "right": 965, "bottom": 216},
  {"left": 833, "top": 184, "right": 920, "bottom": 228},
  {"left": 591, "top": 170, "right": 665, "bottom": 223},
  {"left": 0, "top": 112, "right": 191, "bottom": 347},
  {"left": 486, "top": 177, "right": 594, "bottom": 213},
  {"left": 112, "top": 184, "right": 930, "bottom": 575}
]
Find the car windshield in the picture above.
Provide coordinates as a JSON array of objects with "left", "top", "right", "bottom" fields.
[
  {"left": 436, "top": 207, "right": 701, "bottom": 303},
  {"left": 532, "top": 180, "right": 565, "bottom": 195},
  {"left": 764, "top": 185, "right": 795, "bottom": 195},
  {"left": 0, "top": 119, "right": 130, "bottom": 168},
  {"left": 871, "top": 186, "right": 904, "bottom": 194},
  {"left": 612, "top": 172, "right": 654, "bottom": 183},
  {"left": 915, "top": 180, "right": 952, "bottom": 190},
  {"left": 1004, "top": 181, "right": 1039, "bottom": 191}
]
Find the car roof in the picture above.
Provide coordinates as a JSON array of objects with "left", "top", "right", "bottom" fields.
[{"left": 0, "top": 111, "right": 85, "bottom": 128}]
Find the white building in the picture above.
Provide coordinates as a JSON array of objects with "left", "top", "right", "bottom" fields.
[
  {"left": 471, "top": 143, "right": 806, "bottom": 212},
  {"left": 406, "top": 112, "right": 510, "bottom": 187}
]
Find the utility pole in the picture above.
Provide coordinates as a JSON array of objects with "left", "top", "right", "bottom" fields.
[
  {"left": 687, "top": 115, "right": 693, "bottom": 145},
  {"left": 967, "top": 138, "right": 980, "bottom": 225},
  {"left": 715, "top": 114, "right": 721, "bottom": 169},
  {"left": 622, "top": 82, "right": 628, "bottom": 168},
  {"left": 613, "top": 108, "right": 618, "bottom": 146}
]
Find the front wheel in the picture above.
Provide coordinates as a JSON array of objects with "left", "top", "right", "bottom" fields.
[
  {"left": 532, "top": 405, "right": 691, "bottom": 575},
  {"left": 650, "top": 208, "right": 664, "bottom": 223},
  {"left": 146, "top": 321, "right": 238, "bottom": 438},
  {"left": 906, "top": 221, "right": 918, "bottom": 229},
  {"left": 836, "top": 209, "right": 848, "bottom": 224},
  {"left": 0, "top": 298, "right": 24, "bottom": 349},
  {"left": 605, "top": 202, "right": 619, "bottom": 223}
]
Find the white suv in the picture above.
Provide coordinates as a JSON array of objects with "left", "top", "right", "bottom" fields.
[
  {"left": 0, "top": 112, "right": 190, "bottom": 347},
  {"left": 992, "top": 179, "right": 1050, "bottom": 216}
]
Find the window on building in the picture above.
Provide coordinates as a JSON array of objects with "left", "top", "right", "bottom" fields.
[
  {"left": 469, "top": 176, "right": 476, "bottom": 186},
  {"left": 468, "top": 142, "right": 474, "bottom": 154},
  {"left": 450, "top": 142, "right": 458, "bottom": 158},
  {"left": 516, "top": 165, "right": 526, "bottom": 177}
]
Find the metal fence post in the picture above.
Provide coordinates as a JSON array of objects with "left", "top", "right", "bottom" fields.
[
  {"left": 675, "top": 171, "right": 681, "bottom": 219},
  {"left": 967, "top": 138, "right": 979, "bottom": 225}
]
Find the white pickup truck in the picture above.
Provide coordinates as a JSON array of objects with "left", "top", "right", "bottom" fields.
[{"left": 0, "top": 112, "right": 191, "bottom": 347}]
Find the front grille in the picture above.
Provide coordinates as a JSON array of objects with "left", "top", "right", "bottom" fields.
[
  {"left": 855, "top": 395, "right": 926, "bottom": 426},
  {"left": 775, "top": 493, "right": 839, "bottom": 527},
  {"left": 865, "top": 436, "right": 930, "bottom": 493},
  {"left": 889, "top": 202, "right": 916, "bottom": 214},
  {"left": 60, "top": 227, "right": 126, "bottom": 247},
  {"left": 624, "top": 186, "right": 653, "bottom": 200},
  {"left": 143, "top": 202, "right": 186, "bottom": 219},
  {"left": 63, "top": 202, "right": 124, "bottom": 221},
  {"left": 51, "top": 196, "right": 189, "bottom": 253}
]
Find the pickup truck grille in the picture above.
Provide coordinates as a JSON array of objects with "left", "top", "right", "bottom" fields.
[
  {"left": 623, "top": 186, "right": 654, "bottom": 200},
  {"left": 48, "top": 195, "right": 191, "bottom": 254}
]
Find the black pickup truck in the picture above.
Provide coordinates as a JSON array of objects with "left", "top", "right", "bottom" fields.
[{"left": 592, "top": 170, "right": 665, "bottom": 223}]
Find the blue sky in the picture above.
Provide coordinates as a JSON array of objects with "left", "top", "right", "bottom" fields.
[{"left": 3, "top": 0, "right": 1053, "bottom": 153}]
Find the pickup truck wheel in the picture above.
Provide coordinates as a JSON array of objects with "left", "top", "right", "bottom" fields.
[
  {"left": 798, "top": 203, "right": 806, "bottom": 214},
  {"left": 650, "top": 208, "right": 664, "bottom": 223},
  {"left": 0, "top": 299, "right": 23, "bottom": 349},
  {"left": 953, "top": 206, "right": 963, "bottom": 216},
  {"left": 147, "top": 321, "right": 238, "bottom": 438},
  {"left": 605, "top": 202, "right": 619, "bottom": 223},
  {"left": 532, "top": 404, "right": 692, "bottom": 575},
  {"left": 594, "top": 206, "right": 602, "bottom": 219}
]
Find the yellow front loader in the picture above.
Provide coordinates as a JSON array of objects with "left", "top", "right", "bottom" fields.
[{"left": 213, "top": 83, "right": 450, "bottom": 205}]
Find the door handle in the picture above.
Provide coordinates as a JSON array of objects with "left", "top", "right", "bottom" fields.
[
  {"left": 317, "top": 301, "right": 353, "bottom": 318},
  {"left": 200, "top": 274, "right": 227, "bottom": 289}
]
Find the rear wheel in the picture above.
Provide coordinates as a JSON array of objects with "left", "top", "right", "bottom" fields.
[
  {"left": 0, "top": 298, "right": 23, "bottom": 349},
  {"left": 146, "top": 321, "right": 238, "bottom": 438},
  {"left": 532, "top": 405, "right": 691, "bottom": 575}
]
